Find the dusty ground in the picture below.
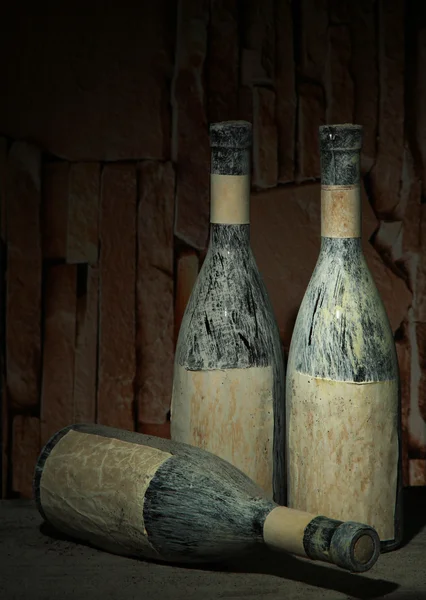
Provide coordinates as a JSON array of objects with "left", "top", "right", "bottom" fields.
[{"left": 1, "top": 490, "right": 425, "bottom": 600}]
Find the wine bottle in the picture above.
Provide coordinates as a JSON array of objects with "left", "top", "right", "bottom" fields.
[
  {"left": 34, "top": 423, "right": 380, "bottom": 573},
  {"left": 285, "top": 124, "right": 402, "bottom": 552},
  {"left": 170, "top": 121, "right": 285, "bottom": 504}
]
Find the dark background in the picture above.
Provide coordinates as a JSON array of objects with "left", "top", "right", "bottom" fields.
[{"left": 0, "top": 0, "right": 425, "bottom": 499}]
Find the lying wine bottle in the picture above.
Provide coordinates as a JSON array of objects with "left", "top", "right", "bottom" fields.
[
  {"left": 171, "top": 120, "right": 285, "bottom": 504},
  {"left": 286, "top": 124, "right": 403, "bottom": 552},
  {"left": 34, "top": 423, "right": 380, "bottom": 573}
]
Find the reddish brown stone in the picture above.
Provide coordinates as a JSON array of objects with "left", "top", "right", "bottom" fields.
[
  {"left": 324, "top": 25, "right": 354, "bottom": 124},
  {"left": 136, "top": 161, "right": 174, "bottom": 426},
  {"left": 296, "top": 83, "right": 325, "bottom": 181},
  {"left": 403, "top": 314, "right": 426, "bottom": 459},
  {"left": 40, "top": 265, "right": 77, "bottom": 445},
  {"left": 208, "top": 0, "right": 239, "bottom": 122},
  {"left": 275, "top": 0, "right": 296, "bottom": 183},
  {"left": 139, "top": 421, "right": 171, "bottom": 440},
  {"left": 175, "top": 250, "right": 199, "bottom": 346},
  {"left": 98, "top": 164, "right": 136, "bottom": 431},
  {"left": 73, "top": 266, "right": 99, "bottom": 424},
  {"left": 238, "top": 86, "right": 254, "bottom": 125},
  {"left": 11, "top": 415, "right": 40, "bottom": 499},
  {"left": 416, "top": 28, "right": 426, "bottom": 198},
  {"left": 242, "top": 0, "right": 275, "bottom": 81},
  {"left": 395, "top": 319, "right": 411, "bottom": 487},
  {"left": 67, "top": 162, "right": 100, "bottom": 265},
  {"left": 350, "top": 0, "right": 379, "bottom": 172},
  {"left": 373, "top": 146, "right": 421, "bottom": 293},
  {"left": 6, "top": 141, "right": 42, "bottom": 409},
  {"left": 253, "top": 87, "right": 278, "bottom": 189},
  {"left": 251, "top": 182, "right": 410, "bottom": 350},
  {"left": 369, "top": 0, "right": 405, "bottom": 218},
  {"left": 299, "top": 0, "right": 329, "bottom": 81},
  {"left": 42, "top": 161, "right": 69, "bottom": 259},
  {"left": 0, "top": 8, "right": 174, "bottom": 161},
  {"left": 409, "top": 459, "right": 426, "bottom": 486},
  {"left": 0, "top": 137, "right": 7, "bottom": 243},
  {"left": 172, "top": 0, "right": 210, "bottom": 250},
  {"left": 1, "top": 374, "right": 7, "bottom": 498}
]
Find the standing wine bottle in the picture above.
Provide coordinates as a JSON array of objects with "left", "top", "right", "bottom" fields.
[
  {"left": 170, "top": 121, "right": 285, "bottom": 503},
  {"left": 34, "top": 423, "right": 381, "bottom": 573},
  {"left": 286, "top": 124, "right": 402, "bottom": 552}
]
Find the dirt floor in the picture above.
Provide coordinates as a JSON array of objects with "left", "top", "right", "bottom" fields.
[{"left": 1, "top": 490, "right": 425, "bottom": 600}]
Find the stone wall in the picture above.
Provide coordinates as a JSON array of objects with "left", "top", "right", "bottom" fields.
[{"left": 0, "top": 0, "right": 425, "bottom": 498}]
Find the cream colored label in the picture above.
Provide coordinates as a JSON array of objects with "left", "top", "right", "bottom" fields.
[
  {"left": 40, "top": 429, "right": 171, "bottom": 557},
  {"left": 286, "top": 372, "right": 398, "bottom": 541},
  {"left": 263, "top": 506, "right": 312, "bottom": 557},
  {"left": 210, "top": 174, "right": 250, "bottom": 224},
  {"left": 170, "top": 365, "right": 274, "bottom": 497},
  {"left": 321, "top": 185, "right": 361, "bottom": 238}
]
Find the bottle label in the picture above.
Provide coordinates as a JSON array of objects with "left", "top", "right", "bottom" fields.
[
  {"left": 39, "top": 429, "right": 171, "bottom": 557},
  {"left": 321, "top": 185, "right": 361, "bottom": 238},
  {"left": 171, "top": 365, "right": 274, "bottom": 497},
  {"left": 286, "top": 372, "right": 398, "bottom": 541},
  {"left": 210, "top": 174, "right": 250, "bottom": 224}
]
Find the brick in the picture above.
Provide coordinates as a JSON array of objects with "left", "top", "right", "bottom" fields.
[
  {"left": 373, "top": 146, "right": 422, "bottom": 294},
  {"left": 67, "top": 162, "right": 100, "bottom": 265},
  {"left": 242, "top": 0, "right": 275, "bottom": 82},
  {"left": 350, "top": 0, "right": 379, "bottom": 172},
  {"left": 136, "top": 162, "right": 174, "bottom": 426},
  {"left": 98, "top": 164, "right": 136, "bottom": 431},
  {"left": 175, "top": 249, "right": 199, "bottom": 345},
  {"left": 208, "top": 0, "right": 239, "bottom": 122},
  {"left": 406, "top": 313, "right": 426, "bottom": 458},
  {"left": 1, "top": 373, "right": 7, "bottom": 498},
  {"left": 369, "top": 0, "right": 405, "bottom": 218},
  {"left": 409, "top": 459, "right": 426, "bottom": 486},
  {"left": 0, "top": 137, "right": 7, "bottom": 242},
  {"left": 275, "top": 0, "right": 296, "bottom": 183},
  {"left": 6, "top": 141, "right": 42, "bottom": 409},
  {"left": 252, "top": 87, "right": 278, "bottom": 189},
  {"left": 73, "top": 265, "right": 99, "bottom": 424},
  {"left": 324, "top": 25, "right": 354, "bottom": 124},
  {"left": 42, "top": 161, "right": 69, "bottom": 259},
  {"left": 139, "top": 421, "right": 171, "bottom": 439},
  {"left": 0, "top": 7, "right": 174, "bottom": 161},
  {"left": 296, "top": 83, "right": 325, "bottom": 181},
  {"left": 172, "top": 0, "right": 210, "bottom": 250},
  {"left": 40, "top": 264, "right": 77, "bottom": 445},
  {"left": 299, "top": 0, "right": 329, "bottom": 81},
  {"left": 395, "top": 320, "right": 411, "bottom": 487},
  {"left": 416, "top": 28, "right": 426, "bottom": 198},
  {"left": 11, "top": 415, "right": 40, "bottom": 499}
]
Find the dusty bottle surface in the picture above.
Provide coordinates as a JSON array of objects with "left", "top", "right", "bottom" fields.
[
  {"left": 35, "top": 423, "right": 380, "bottom": 573},
  {"left": 285, "top": 123, "right": 403, "bottom": 552},
  {"left": 170, "top": 120, "right": 285, "bottom": 504}
]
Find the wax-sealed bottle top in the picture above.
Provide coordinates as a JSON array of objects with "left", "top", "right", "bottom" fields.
[
  {"left": 210, "top": 120, "right": 252, "bottom": 149},
  {"left": 210, "top": 121, "right": 252, "bottom": 175},
  {"left": 319, "top": 124, "right": 363, "bottom": 186}
]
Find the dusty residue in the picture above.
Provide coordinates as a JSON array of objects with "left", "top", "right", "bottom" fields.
[
  {"left": 321, "top": 185, "right": 361, "bottom": 238},
  {"left": 286, "top": 371, "right": 399, "bottom": 541},
  {"left": 171, "top": 365, "right": 275, "bottom": 498},
  {"left": 39, "top": 429, "right": 171, "bottom": 557}
]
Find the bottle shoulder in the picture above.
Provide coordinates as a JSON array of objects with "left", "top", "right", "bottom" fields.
[
  {"left": 175, "top": 248, "right": 282, "bottom": 371},
  {"left": 288, "top": 246, "right": 398, "bottom": 382}
]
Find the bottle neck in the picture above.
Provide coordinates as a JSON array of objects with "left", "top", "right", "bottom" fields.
[
  {"left": 320, "top": 184, "right": 361, "bottom": 239},
  {"left": 210, "top": 172, "right": 250, "bottom": 227},
  {"left": 209, "top": 223, "right": 251, "bottom": 251}
]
